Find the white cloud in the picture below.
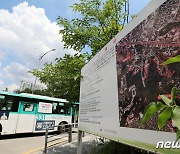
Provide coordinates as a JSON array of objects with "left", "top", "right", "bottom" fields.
[
  {"left": 0, "top": 2, "right": 77, "bottom": 89},
  {"left": 7, "top": 83, "right": 19, "bottom": 92},
  {"left": 0, "top": 80, "right": 4, "bottom": 90},
  {"left": 0, "top": 50, "right": 5, "bottom": 60},
  {"left": 0, "top": 1, "right": 76, "bottom": 66},
  {"left": 0, "top": 78, "right": 19, "bottom": 92},
  {"left": 3, "top": 62, "right": 33, "bottom": 83}
]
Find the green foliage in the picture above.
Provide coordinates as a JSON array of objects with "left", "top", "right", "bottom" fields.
[
  {"left": 30, "top": 0, "right": 131, "bottom": 109},
  {"left": 171, "top": 87, "right": 179, "bottom": 102},
  {"left": 30, "top": 53, "right": 87, "bottom": 103},
  {"left": 172, "top": 107, "right": 180, "bottom": 130},
  {"left": 158, "top": 107, "right": 172, "bottom": 130},
  {"left": 141, "top": 87, "right": 180, "bottom": 140},
  {"left": 172, "top": 107, "right": 180, "bottom": 141},
  {"left": 176, "top": 129, "right": 180, "bottom": 142},
  {"left": 159, "top": 95, "right": 172, "bottom": 106},
  {"left": 161, "top": 55, "right": 180, "bottom": 65},
  {"left": 142, "top": 55, "right": 180, "bottom": 140},
  {"left": 57, "top": 0, "right": 129, "bottom": 55},
  {"left": 141, "top": 102, "right": 165, "bottom": 126}
]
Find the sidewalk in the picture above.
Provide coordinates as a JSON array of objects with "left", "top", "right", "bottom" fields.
[{"left": 38, "top": 134, "right": 97, "bottom": 154}]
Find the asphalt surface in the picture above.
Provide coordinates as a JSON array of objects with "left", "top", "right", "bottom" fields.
[{"left": 0, "top": 132, "right": 46, "bottom": 154}]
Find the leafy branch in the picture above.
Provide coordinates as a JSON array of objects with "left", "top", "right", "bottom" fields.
[
  {"left": 141, "top": 55, "right": 180, "bottom": 141},
  {"left": 57, "top": 0, "right": 130, "bottom": 55}
]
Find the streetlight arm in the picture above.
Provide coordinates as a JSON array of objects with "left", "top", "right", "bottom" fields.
[
  {"left": 32, "top": 48, "right": 56, "bottom": 94},
  {"left": 39, "top": 48, "right": 56, "bottom": 60}
]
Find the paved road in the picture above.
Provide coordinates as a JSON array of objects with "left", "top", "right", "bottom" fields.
[
  {"left": 0, "top": 131, "right": 77, "bottom": 154},
  {"left": 0, "top": 133, "right": 46, "bottom": 154}
]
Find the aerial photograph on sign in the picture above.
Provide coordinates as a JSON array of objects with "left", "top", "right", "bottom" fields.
[{"left": 116, "top": 0, "right": 180, "bottom": 131}]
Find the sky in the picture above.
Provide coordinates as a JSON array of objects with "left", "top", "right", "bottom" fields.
[{"left": 0, "top": 0, "right": 151, "bottom": 92}]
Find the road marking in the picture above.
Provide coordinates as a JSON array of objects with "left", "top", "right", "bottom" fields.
[{"left": 23, "top": 146, "right": 44, "bottom": 154}]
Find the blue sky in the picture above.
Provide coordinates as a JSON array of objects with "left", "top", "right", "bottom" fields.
[{"left": 0, "top": 0, "right": 151, "bottom": 92}]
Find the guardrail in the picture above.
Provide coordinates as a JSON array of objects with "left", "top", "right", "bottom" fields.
[{"left": 44, "top": 123, "right": 78, "bottom": 153}]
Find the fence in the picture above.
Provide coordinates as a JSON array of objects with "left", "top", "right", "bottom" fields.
[{"left": 44, "top": 123, "right": 78, "bottom": 153}]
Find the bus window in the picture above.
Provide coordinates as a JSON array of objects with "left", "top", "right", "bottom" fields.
[
  {"left": 60, "top": 108, "right": 64, "bottom": 114},
  {"left": 52, "top": 103, "right": 57, "bottom": 113},
  {"left": 23, "top": 103, "right": 34, "bottom": 112},
  {"left": 64, "top": 106, "right": 70, "bottom": 115},
  {"left": 52, "top": 102, "right": 70, "bottom": 115},
  {"left": 0, "top": 95, "right": 5, "bottom": 110},
  {"left": 0, "top": 96, "right": 19, "bottom": 112}
]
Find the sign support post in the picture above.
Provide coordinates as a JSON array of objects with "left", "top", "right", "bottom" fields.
[
  {"left": 44, "top": 127, "right": 48, "bottom": 153},
  {"left": 77, "top": 130, "right": 83, "bottom": 154}
]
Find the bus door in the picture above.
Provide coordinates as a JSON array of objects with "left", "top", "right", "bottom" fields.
[
  {"left": 16, "top": 101, "right": 37, "bottom": 133},
  {"left": 0, "top": 95, "right": 20, "bottom": 135}
]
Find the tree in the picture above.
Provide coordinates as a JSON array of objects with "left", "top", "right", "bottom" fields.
[
  {"left": 57, "top": 0, "right": 129, "bottom": 55},
  {"left": 30, "top": 0, "right": 130, "bottom": 102},
  {"left": 30, "top": 53, "right": 87, "bottom": 103}
]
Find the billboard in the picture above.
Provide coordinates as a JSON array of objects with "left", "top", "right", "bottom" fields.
[{"left": 79, "top": 0, "right": 180, "bottom": 152}]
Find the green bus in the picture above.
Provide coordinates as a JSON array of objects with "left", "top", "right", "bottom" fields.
[{"left": 0, "top": 91, "right": 74, "bottom": 135}]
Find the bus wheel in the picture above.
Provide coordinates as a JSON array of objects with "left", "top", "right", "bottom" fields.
[{"left": 58, "top": 122, "right": 68, "bottom": 133}]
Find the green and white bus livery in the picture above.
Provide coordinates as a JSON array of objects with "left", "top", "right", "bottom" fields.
[{"left": 0, "top": 91, "right": 72, "bottom": 135}]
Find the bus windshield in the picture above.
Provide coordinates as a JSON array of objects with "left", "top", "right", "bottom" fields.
[
  {"left": 0, "top": 95, "right": 19, "bottom": 112},
  {"left": 0, "top": 95, "right": 5, "bottom": 110}
]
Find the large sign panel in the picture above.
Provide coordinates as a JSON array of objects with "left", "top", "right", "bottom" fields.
[{"left": 79, "top": 0, "right": 180, "bottom": 152}]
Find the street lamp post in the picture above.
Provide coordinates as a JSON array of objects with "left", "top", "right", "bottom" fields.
[
  {"left": 32, "top": 48, "right": 56, "bottom": 94},
  {"left": 39, "top": 48, "right": 56, "bottom": 60}
]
